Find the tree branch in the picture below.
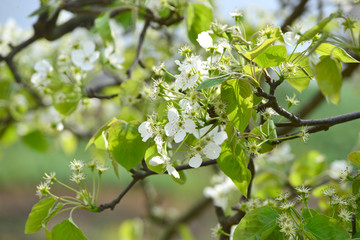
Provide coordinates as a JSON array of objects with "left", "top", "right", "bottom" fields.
[
  {"left": 97, "top": 159, "right": 217, "bottom": 211},
  {"left": 281, "top": 0, "right": 309, "bottom": 31}
]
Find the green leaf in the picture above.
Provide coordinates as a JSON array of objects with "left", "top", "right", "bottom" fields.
[
  {"left": 25, "top": 198, "right": 56, "bottom": 234},
  {"left": 53, "top": 86, "right": 81, "bottom": 116},
  {"left": 195, "top": 75, "right": 230, "bottom": 90},
  {"left": 22, "top": 130, "right": 48, "bottom": 152},
  {"left": 254, "top": 45, "right": 287, "bottom": 68},
  {"left": 107, "top": 121, "right": 148, "bottom": 171},
  {"left": 348, "top": 151, "right": 360, "bottom": 167},
  {"left": 217, "top": 139, "right": 251, "bottom": 196},
  {"left": 144, "top": 145, "right": 165, "bottom": 174},
  {"left": 304, "top": 214, "right": 350, "bottom": 240},
  {"left": 52, "top": 219, "right": 87, "bottom": 240},
  {"left": 316, "top": 43, "right": 359, "bottom": 63},
  {"left": 118, "top": 219, "right": 143, "bottom": 240},
  {"left": 299, "top": 13, "right": 340, "bottom": 42},
  {"left": 186, "top": 3, "right": 213, "bottom": 46},
  {"left": 178, "top": 224, "right": 194, "bottom": 240},
  {"left": 285, "top": 53, "right": 312, "bottom": 92},
  {"left": 233, "top": 206, "right": 279, "bottom": 240},
  {"left": 95, "top": 12, "right": 112, "bottom": 44},
  {"left": 221, "top": 79, "right": 253, "bottom": 133},
  {"left": 85, "top": 118, "right": 118, "bottom": 150},
  {"left": 289, "top": 150, "right": 325, "bottom": 187},
  {"left": 315, "top": 56, "right": 342, "bottom": 104},
  {"left": 244, "top": 38, "right": 276, "bottom": 60},
  {"left": 250, "top": 120, "right": 277, "bottom": 154},
  {"left": 261, "top": 225, "right": 285, "bottom": 240},
  {"left": 352, "top": 178, "right": 360, "bottom": 194},
  {"left": 42, "top": 202, "right": 64, "bottom": 226}
]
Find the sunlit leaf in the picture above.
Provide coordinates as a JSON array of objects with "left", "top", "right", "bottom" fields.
[
  {"left": 186, "top": 3, "right": 213, "bottom": 46},
  {"left": 254, "top": 45, "right": 287, "bottom": 68},
  {"left": 316, "top": 43, "right": 359, "bottom": 63},
  {"left": 52, "top": 219, "right": 87, "bottom": 240},
  {"left": 25, "top": 198, "right": 56, "bottom": 234}
]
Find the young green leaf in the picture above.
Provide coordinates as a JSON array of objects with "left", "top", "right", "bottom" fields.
[
  {"left": 348, "top": 151, "right": 360, "bottom": 167},
  {"left": 232, "top": 206, "right": 279, "bottom": 239},
  {"left": 85, "top": 118, "right": 118, "bottom": 150},
  {"left": 52, "top": 219, "right": 88, "bottom": 240},
  {"left": 95, "top": 12, "right": 112, "bottom": 44},
  {"left": 217, "top": 139, "right": 251, "bottom": 196},
  {"left": 298, "top": 13, "right": 340, "bottom": 42},
  {"left": 221, "top": 79, "right": 253, "bottom": 133},
  {"left": 118, "top": 219, "right": 144, "bottom": 240},
  {"left": 315, "top": 56, "right": 342, "bottom": 104},
  {"left": 22, "top": 130, "right": 48, "bottom": 152},
  {"left": 107, "top": 121, "right": 148, "bottom": 171},
  {"left": 254, "top": 45, "right": 287, "bottom": 68},
  {"left": 195, "top": 75, "right": 230, "bottom": 90},
  {"left": 304, "top": 214, "right": 350, "bottom": 240},
  {"left": 244, "top": 38, "right": 276, "bottom": 60},
  {"left": 25, "top": 198, "right": 56, "bottom": 234},
  {"left": 316, "top": 43, "right": 359, "bottom": 63},
  {"left": 144, "top": 145, "right": 166, "bottom": 174},
  {"left": 186, "top": 3, "right": 213, "bottom": 46}
]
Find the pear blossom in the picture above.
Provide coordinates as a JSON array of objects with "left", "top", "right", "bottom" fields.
[
  {"left": 174, "top": 70, "right": 199, "bottom": 91},
  {"left": 164, "top": 107, "right": 196, "bottom": 143},
  {"left": 31, "top": 60, "right": 53, "bottom": 88},
  {"left": 283, "top": 32, "right": 300, "bottom": 46},
  {"left": 149, "top": 154, "right": 180, "bottom": 179},
  {"left": 104, "top": 45, "right": 124, "bottom": 69},
  {"left": 197, "top": 31, "right": 214, "bottom": 50},
  {"left": 71, "top": 40, "right": 99, "bottom": 71},
  {"left": 138, "top": 120, "right": 154, "bottom": 142}
]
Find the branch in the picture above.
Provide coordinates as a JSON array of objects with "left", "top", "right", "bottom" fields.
[
  {"left": 281, "top": 0, "right": 309, "bottom": 32},
  {"left": 97, "top": 159, "right": 217, "bottom": 211},
  {"left": 126, "top": 18, "right": 151, "bottom": 78}
]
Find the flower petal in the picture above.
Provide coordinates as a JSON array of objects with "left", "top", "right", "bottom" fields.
[
  {"left": 189, "top": 154, "right": 202, "bottom": 168},
  {"left": 203, "top": 142, "right": 222, "bottom": 159},
  {"left": 167, "top": 164, "right": 180, "bottom": 178},
  {"left": 167, "top": 107, "right": 179, "bottom": 123},
  {"left": 149, "top": 156, "right": 165, "bottom": 166},
  {"left": 138, "top": 121, "right": 153, "bottom": 141}
]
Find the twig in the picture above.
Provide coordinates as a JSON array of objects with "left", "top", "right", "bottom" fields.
[
  {"left": 281, "top": 0, "right": 309, "bottom": 32},
  {"left": 97, "top": 159, "right": 217, "bottom": 211},
  {"left": 126, "top": 18, "right": 151, "bottom": 78}
]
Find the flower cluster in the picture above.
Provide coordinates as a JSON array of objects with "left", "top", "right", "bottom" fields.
[{"left": 138, "top": 32, "right": 233, "bottom": 178}]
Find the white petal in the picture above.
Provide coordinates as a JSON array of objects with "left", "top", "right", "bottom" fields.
[
  {"left": 189, "top": 154, "right": 202, "bottom": 168},
  {"left": 197, "top": 32, "right": 213, "bottom": 50},
  {"left": 184, "top": 73, "right": 199, "bottom": 89},
  {"left": 203, "top": 142, "right": 222, "bottom": 159},
  {"left": 138, "top": 121, "right": 153, "bottom": 141},
  {"left": 184, "top": 119, "right": 196, "bottom": 134},
  {"left": 71, "top": 50, "right": 84, "bottom": 66},
  {"left": 149, "top": 156, "right": 164, "bottom": 166},
  {"left": 164, "top": 122, "right": 178, "bottom": 137},
  {"left": 193, "top": 125, "right": 212, "bottom": 139},
  {"left": 174, "top": 128, "right": 186, "bottom": 143},
  {"left": 82, "top": 61, "right": 94, "bottom": 71},
  {"left": 35, "top": 60, "right": 53, "bottom": 73},
  {"left": 83, "top": 40, "right": 95, "bottom": 55},
  {"left": 89, "top": 51, "right": 100, "bottom": 63},
  {"left": 167, "top": 164, "right": 180, "bottom": 179},
  {"left": 167, "top": 108, "right": 179, "bottom": 123},
  {"left": 284, "top": 32, "right": 299, "bottom": 46}
]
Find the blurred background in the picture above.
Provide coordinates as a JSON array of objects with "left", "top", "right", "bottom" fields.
[{"left": 1, "top": 0, "right": 360, "bottom": 239}]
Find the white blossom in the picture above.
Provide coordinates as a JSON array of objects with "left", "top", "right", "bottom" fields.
[
  {"left": 138, "top": 120, "right": 154, "bottom": 142},
  {"left": 31, "top": 60, "right": 53, "bottom": 88},
  {"left": 329, "top": 160, "right": 352, "bottom": 180},
  {"left": 71, "top": 40, "right": 99, "bottom": 71},
  {"left": 174, "top": 71, "right": 199, "bottom": 91},
  {"left": 197, "top": 31, "right": 214, "bottom": 50},
  {"left": 104, "top": 45, "right": 124, "bottom": 69},
  {"left": 149, "top": 154, "right": 180, "bottom": 179},
  {"left": 164, "top": 108, "right": 196, "bottom": 143},
  {"left": 284, "top": 32, "right": 300, "bottom": 46}
]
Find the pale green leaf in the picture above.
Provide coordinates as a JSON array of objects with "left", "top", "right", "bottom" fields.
[
  {"left": 144, "top": 145, "right": 165, "bottom": 174},
  {"left": 85, "top": 118, "right": 118, "bottom": 150},
  {"left": 22, "top": 130, "right": 48, "bottom": 152},
  {"left": 315, "top": 56, "right": 342, "bottom": 104},
  {"left": 107, "top": 121, "right": 148, "bottom": 171},
  {"left": 186, "top": 3, "right": 213, "bottom": 46},
  {"left": 217, "top": 139, "right": 251, "bottom": 196},
  {"left": 118, "top": 219, "right": 143, "bottom": 240},
  {"left": 233, "top": 206, "right": 279, "bottom": 240},
  {"left": 25, "top": 198, "right": 56, "bottom": 234},
  {"left": 254, "top": 45, "right": 287, "bottom": 68},
  {"left": 299, "top": 13, "right": 340, "bottom": 42},
  {"left": 52, "top": 219, "right": 87, "bottom": 240},
  {"left": 221, "top": 79, "right": 253, "bottom": 133},
  {"left": 348, "top": 151, "right": 360, "bottom": 167},
  {"left": 244, "top": 38, "right": 276, "bottom": 60},
  {"left": 95, "top": 12, "right": 112, "bottom": 43},
  {"left": 195, "top": 75, "right": 230, "bottom": 90},
  {"left": 316, "top": 43, "right": 359, "bottom": 63},
  {"left": 304, "top": 215, "right": 350, "bottom": 240}
]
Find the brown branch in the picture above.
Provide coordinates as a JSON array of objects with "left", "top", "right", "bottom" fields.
[
  {"left": 97, "top": 159, "right": 217, "bottom": 211},
  {"left": 281, "top": 0, "right": 309, "bottom": 32},
  {"left": 126, "top": 18, "right": 151, "bottom": 78}
]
